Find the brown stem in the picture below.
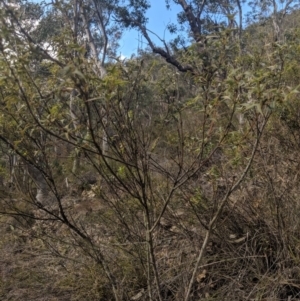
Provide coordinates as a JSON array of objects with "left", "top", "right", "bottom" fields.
[{"left": 184, "top": 114, "right": 269, "bottom": 301}]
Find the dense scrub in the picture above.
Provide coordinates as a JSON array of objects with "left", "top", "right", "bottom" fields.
[{"left": 2, "top": 1, "right": 300, "bottom": 300}]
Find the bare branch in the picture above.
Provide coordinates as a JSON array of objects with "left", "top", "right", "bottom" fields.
[{"left": 138, "top": 25, "right": 194, "bottom": 73}]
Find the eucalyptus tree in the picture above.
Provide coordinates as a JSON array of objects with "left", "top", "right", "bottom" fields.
[
  {"left": 246, "top": 0, "right": 300, "bottom": 41},
  {"left": 0, "top": 0, "right": 123, "bottom": 190},
  {"left": 114, "top": 0, "right": 244, "bottom": 74}
]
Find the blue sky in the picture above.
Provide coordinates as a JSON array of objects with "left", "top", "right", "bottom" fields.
[
  {"left": 117, "top": 1, "right": 250, "bottom": 58},
  {"left": 118, "top": 1, "right": 182, "bottom": 57}
]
